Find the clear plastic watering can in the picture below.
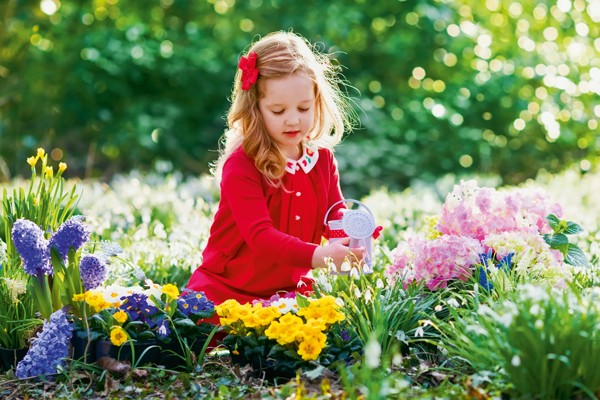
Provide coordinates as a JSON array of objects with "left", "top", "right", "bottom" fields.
[{"left": 324, "top": 199, "right": 376, "bottom": 274}]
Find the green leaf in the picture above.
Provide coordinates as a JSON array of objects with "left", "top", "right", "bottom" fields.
[
  {"left": 543, "top": 233, "right": 569, "bottom": 254},
  {"left": 303, "top": 365, "right": 326, "bottom": 379},
  {"left": 546, "top": 214, "right": 561, "bottom": 232},
  {"left": 174, "top": 318, "right": 197, "bottom": 328},
  {"left": 563, "top": 221, "right": 584, "bottom": 235},
  {"left": 296, "top": 292, "right": 310, "bottom": 308},
  {"left": 565, "top": 244, "right": 589, "bottom": 267}
]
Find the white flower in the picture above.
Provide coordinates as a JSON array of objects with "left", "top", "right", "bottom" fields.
[
  {"left": 447, "top": 298, "right": 460, "bottom": 309},
  {"left": 511, "top": 354, "right": 521, "bottom": 367},
  {"left": 365, "top": 336, "right": 381, "bottom": 369},
  {"left": 529, "top": 304, "right": 540, "bottom": 316},
  {"left": 2, "top": 278, "right": 27, "bottom": 301},
  {"left": 414, "top": 327, "right": 424, "bottom": 338},
  {"left": 339, "top": 260, "right": 352, "bottom": 272},
  {"left": 270, "top": 298, "right": 298, "bottom": 314}
]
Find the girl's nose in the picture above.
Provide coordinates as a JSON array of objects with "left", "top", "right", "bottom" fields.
[{"left": 285, "top": 115, "right": 300, "bottom": 126}]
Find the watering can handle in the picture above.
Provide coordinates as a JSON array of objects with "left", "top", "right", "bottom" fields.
[{"left": 323, "top": 199, "right": 374, "bottom": 225}]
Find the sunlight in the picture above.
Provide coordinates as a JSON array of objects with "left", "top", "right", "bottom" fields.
[{"left": 40, "top": 0, "right": 60, "bottom": 16}]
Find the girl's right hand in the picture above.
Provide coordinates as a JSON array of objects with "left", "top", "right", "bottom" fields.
[{"left": 311, "top": 237, "right": 365, "bottom": 271}]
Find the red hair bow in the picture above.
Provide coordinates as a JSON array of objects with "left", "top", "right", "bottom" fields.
[{"left": 238, "top": 52, "right": 259, "bottom": 90}]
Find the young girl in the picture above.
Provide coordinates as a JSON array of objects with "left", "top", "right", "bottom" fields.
[{"left": 187, "top": 31, "right": 363, "bottom": 309}]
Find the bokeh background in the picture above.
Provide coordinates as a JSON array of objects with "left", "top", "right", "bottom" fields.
[{"left": 1, "top": 0, "right": 598, "bottom": 196}]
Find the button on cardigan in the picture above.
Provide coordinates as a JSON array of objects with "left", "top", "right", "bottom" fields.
[{"left": 187, "top": 146, "right": 345, "bottom": 307}]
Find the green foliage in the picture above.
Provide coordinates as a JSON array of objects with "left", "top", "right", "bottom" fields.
[
  {"left": 1, "top": 1, "right": 598, "bottom": 196},
  {"left": 313, "top": 270, "right": 442, "bottom": 359},
  {"left": 543, "top": 213, "right": 589, "bottom": 267},
  {"left": 439, "top": 284, "right": 600, "bottom": 399},
  {"left": 337, "top": 335, "right": 410, "bottom": 400},
  {"left": 1, "top": 149, "right": 79, "bottom": 260},
  {"left": 0, "top": 276, "right": 39, "bottom": 349}
]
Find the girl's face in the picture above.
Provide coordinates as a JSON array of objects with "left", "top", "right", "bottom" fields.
[{"left": 258, "top": 73, "right": 315, "bottom": 159}]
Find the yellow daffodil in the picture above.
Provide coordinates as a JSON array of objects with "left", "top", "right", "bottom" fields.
[
  {"left": 44, "top": 166, "right": 53, "bottom": 178},
  {"left": 36, "top": 148, "right": 45, "bottom": 158},
  {"left": 72, "top": 293, "right": 86, "bottom": 302},
  {"left": 110, "top": 326, "right": 128, "bottom": 346},
  {"left": 161, "top": 283, "right": 180, "bottom": 300},
  {"left": 27, "top": 156, "right": 37, "bottom": 167},
  {"left": 58, "top": 162, "right": 67, "bottom": 172},
  {"left": 112, "top": 310, "right": 128, "bottom": 324}
]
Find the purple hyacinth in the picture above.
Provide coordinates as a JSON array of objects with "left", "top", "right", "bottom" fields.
[
  {"left": 79, "top": 255, "right": 107, "bottom": 290},
  {"left": 11, "top": 219, "right": 52, "bottom": 276},
  {"left": 16, "top": 308, "right": 73, "bottom": 379},
  {"left": 48, "top": 216, "right": 90, "bottom": 261}
]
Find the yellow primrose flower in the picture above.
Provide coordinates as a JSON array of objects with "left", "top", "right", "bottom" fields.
[
  {"left": 110, "top": 326, "right": 128, "bottom": 346},
  {"left": 253, "top": 306, "right": 282, "bottom": 327},
  {"left": 27, "top": 156, "right": 37, "bottom": 167},
  {"left": 215, "top": 299, "right": 243, "bottom": 317},
  {"left": 161, "top": 283, "right": 180, "bottom": 299},
  {"left": 58, "top": 162, "right": 67, "bottom": 172},
  {"left": 44, "top": 166, "right": 53, "bottom": 178},
  {"left": 36, "top": 148, "right": 45, "bottom": 158},
  {"left": 297, "top": 337, "right": 323, "bottom": 361},
  {"left": 112, "top": 310, "right": 128, "bottom": 324}
]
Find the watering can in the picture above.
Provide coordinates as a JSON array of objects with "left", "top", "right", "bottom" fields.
[{"left": 324, "top": 199, "right": 376, "bottom": 273}]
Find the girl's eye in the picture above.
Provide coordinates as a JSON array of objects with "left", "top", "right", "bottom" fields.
[
  {"left": 272, "top": 110, "right": 284, "bottom": 115},
  {"left": 299, "top": 108, "right": 310, "bottom": 112}
]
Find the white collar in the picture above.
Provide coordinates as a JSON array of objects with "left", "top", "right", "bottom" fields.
[{"left": 285, "top": 143, "right": 319, "bottom": 174}]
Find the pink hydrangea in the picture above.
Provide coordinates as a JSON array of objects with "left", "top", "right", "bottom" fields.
[
  {"left": 437, "top": 180, "right": 563, "bottom": 240},
  {"left": 389, "top": 234, "right": 483, "bottom": 290},
  {"left": 389, "top": 180, "right": 566, "bottom": 290}
]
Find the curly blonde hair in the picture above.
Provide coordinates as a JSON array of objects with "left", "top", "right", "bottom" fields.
[{"left": 213, "top": 31, "right": 356, "bottom": 186}]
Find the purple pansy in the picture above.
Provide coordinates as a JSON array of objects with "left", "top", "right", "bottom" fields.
[
  {"left": 16, "top": 309, "right": 73, "bottom": 379},
  {"left": 11, "top": 219, "right": 52, "bottom": 276},
  {"left": 119, "top": 293, "right": 160, "bottom": 325},
  {"left": 79, "top": 255, "right": 107, "bottom": 290},
  {"left": 177, "top": 290, "right": 215, "bottom": 318}
]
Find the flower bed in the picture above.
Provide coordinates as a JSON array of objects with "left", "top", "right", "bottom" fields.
[{"left": 216, "top": 293, "right": 359, "bottom": 380}]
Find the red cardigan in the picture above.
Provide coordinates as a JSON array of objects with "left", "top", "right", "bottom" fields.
[{"left": 187, "top": 146, "right": 344, "bottom": 307}]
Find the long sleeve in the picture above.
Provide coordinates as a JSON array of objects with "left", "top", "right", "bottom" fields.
[{"left": 220, "top": 153, "right": 318, "bottom": 267}]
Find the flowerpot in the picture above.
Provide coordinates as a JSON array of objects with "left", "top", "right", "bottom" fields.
[
  {"left": 70, "top": 335, "right": 97, "bottom": 363},
  {"left": 0, "top": 346, "right": 28, "bottom": 372},
  {"left": 159, "top": 341, "right": 188, "bottom": 370},
  {"left": 96, "top": 339, "right": 161, "bottom": 366}
]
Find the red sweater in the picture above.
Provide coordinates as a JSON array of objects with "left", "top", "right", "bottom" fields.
[{"left": 187, "top": 146, "right": 344, "bottom": 306}]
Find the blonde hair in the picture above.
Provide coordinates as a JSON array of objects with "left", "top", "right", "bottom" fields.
[{"left": 213, "top": 31, "right": 356, "bottom": 186}]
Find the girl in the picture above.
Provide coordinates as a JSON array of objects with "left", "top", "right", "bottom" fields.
[{"left": 187, "top": 31, "right": 363, "bottom": 308}]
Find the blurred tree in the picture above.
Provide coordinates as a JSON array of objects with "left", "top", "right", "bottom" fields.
[{"left": 0, "top": 0, "right": 598, "bottom": 197}]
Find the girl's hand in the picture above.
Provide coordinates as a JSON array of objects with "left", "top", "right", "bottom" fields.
[{"left": 311, "top": 237, "right": 365, "bottom": 271}]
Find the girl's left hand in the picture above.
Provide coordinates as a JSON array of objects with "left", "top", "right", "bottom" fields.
[{"left": 311, "top": 238, "right": 365, "bottom": 271}]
